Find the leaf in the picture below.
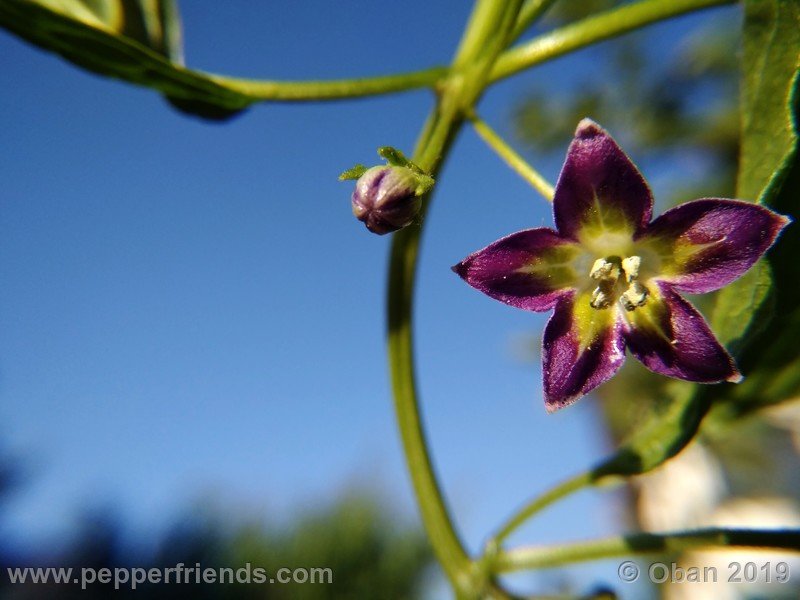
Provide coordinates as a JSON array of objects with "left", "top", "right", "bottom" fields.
[
  {"left": 714, "top": 141, "right": 800, "bottom": 417},
  {"left": 593, "top": 1, "right": 800, "bottom": 477},
  {"left": 593, "top": 381, "right": 710, "bottom": 477},
  {"left": 0, "top": 0, "right": 253, "bottom": 120},
  {"left": 736, "top": 0, "right": 800, "bottom": 204},
  {"left": 706, "top": 0, "right": 800, "bottom": 416},
  {"left": 710, "top": 260, "right": 774, "bottom": 354},
  {"left": 710, "top": 0, "right": 799, "bottom": 355}
]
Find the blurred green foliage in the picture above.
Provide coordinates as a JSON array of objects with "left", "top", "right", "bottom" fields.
[
  {"left": 0, "top": 492, "right": 432, "bottom": 599},
  {"left": 514, "top": 0, "right": 739, "bottom": 202}
]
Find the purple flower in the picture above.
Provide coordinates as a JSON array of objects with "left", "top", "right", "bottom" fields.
[{"left": 453, "top": 119, "right": 790, "bottom": 412}]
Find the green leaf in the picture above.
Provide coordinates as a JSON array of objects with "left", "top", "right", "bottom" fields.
[
  {"left": 710, "top": 0, "right": 799, "bottom": 354},
  {"left": 710, "top": 260, "right": 775, "bottom": 354},
  {"left": 0, "top": 0, "right": 253, "bottom": 120},
  {"left": 714, "top": 144, "right": 800, "bottom": 417},
  {"left": 736, "top": 0, "right": 800, "bottom": 204},
  {"left": 595, "top": 1, "right": 800, "bottom": 476},
  {"left": 592, "top": 381, "right": 712, "bottom": 478}
]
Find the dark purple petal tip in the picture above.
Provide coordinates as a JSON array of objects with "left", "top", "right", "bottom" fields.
[
  {"left": 625, "top": 282, "right": 741, "bottom": 384},
  {"left": 646, "top": 199, "right": 791, "bottom": 293},
  {"left": 543, "top": 294, "right": 626, "bottom": 412},
  {"left": 453, "top": 228, "right": 576, "bottom": 313},
  {"left": 575, "top": 118, "right": 604, "bottom": 139},
  {"left": 553, "top": 120, "right": 653, "bottom": 240}
]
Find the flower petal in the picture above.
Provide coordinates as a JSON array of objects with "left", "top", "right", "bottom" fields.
[
  {"left": 641, "top": 199, "right": 790, "bottom": 293},
  {"left": 624, "top": 282, "right": 740, "bottom": 383},
  {"left": 453, "top": 228, "right": 580, "bottom": 312},
  {"left": 553, "top": 119, "right": 653, "bottom": 242},
  {"left": 543, "top": 291, "right": 626, "bottom": 412}
]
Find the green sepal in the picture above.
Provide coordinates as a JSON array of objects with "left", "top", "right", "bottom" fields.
[
  {"left": 412, "top": 173, "right": 435, "bottom": 196},
  {"left": 341, "top": 147, "right": 435, "bottom": 193},
  {"left": 378, "top": 146, "right": 412, "bottom": 168},
  {"left": 338, "top": 164, "right": 368, "bottom": 181},
  {"left": 378, "top": 146, "right": 430, "bottom": 177}
]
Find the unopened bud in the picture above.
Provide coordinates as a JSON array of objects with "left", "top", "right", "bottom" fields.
[{"left": 351, "top": 166, "right": 423, "bottom": 235}]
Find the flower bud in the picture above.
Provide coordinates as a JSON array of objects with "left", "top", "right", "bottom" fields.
[{"left": 351, "top": 166, "right": 423, "bottom": 235}]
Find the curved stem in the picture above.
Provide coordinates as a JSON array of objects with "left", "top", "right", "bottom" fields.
[
  {"left": 468, "top": 113, "right": 555, "bottom": 200},
  {"left": 386, "top": 1, "right": 524, "bottom": 596},
  {"left": 204, "top": 65, "right": 448, "bottom": 102},
  {"left": 490, "top": 384, "right": 716, "bottom": 550},
  {"left": 495, "top": 528, "right": 800, "bottom": 573},
  {"left": 491, "top": 0, "right": 735, "bottom": 83},
  {"left": 490, "top": 471, "right": 596, "bottom": 546}
]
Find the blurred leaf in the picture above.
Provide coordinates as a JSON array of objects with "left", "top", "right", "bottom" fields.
[
  {"left": 710, "top": 260, "right": 774, "bottom": 354},
  {"left": 715, "top": 146, "right": 800, "bottom": 418},
  {"left": 736, "top": 0, "right": 800, "bottom": 203},
  {"left": 0, "top": 0, "right": 252, "bottom": 120},
  {"left": 708, "top": 0, "right": 799, "bottom": 411},
  {"left": 588, "top": 3, "right": 800, "bottom": 475},
  {"left": 593, "top": 380, "right": 711, "bottom": 477}
]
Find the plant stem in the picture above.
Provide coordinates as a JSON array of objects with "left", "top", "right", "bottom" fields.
[
  {"left": 387, "top": 1, "right": 523, "bottom": 596},
  {"left": 489, "top": 384, "right": 716, "bottom": 550},
  {"left": 386, "top": 0, "right": 738, "bottom": 594},
  {"left": 490, "top": 471, "right": 596, "bottom": 546},
  {"left": 510, "top": 0, "right": 560, "bottom": 42},
  {"left": 205, "top": 66, "right": 448, "bottom": 102},
  {"left": 491, "top": 0, "right": 735, "bottom": 83},
  {"left": 495, "top": 528, "right": 800, "bottom": 573},
  {"left": 468, "top": 113, "right": 555, "bottom": 200}
]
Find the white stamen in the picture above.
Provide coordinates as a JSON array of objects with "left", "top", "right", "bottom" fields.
[
  {"left": 620, "top": 281, "right": 649, "bottom": 311},
  {"left": 590, "top": 277, "right": 617, "bottom": 309},
  {"left": 621, "top": 255, "right": 641, "bottom": 282},
  {"left": 590, "top": 286, "right": 613, "bottom": 309},
  {"left": 590, "top": 258, "right": 619, "bottom": 281}
]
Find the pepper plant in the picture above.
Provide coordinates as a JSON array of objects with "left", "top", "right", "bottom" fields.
[{"left": 1, "top": 0, "right": 799, "bottom": 597}]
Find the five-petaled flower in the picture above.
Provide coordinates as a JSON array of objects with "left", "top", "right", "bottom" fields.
[{"left": 453, "top": 119, "right": 789, "bottom": 412}]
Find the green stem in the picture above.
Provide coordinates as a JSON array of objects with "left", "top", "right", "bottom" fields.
[
  {"left": 495, "top": 528, "right": 800, "bottom": 573},
  {"left": 490, "top": 471, "right": 595, "bottom": 546},
  {"left": 384, "top": 0, "right": 737, "bottom": 595},
  {"left": 490, "top": 384, "right": 714, "bottom": 550},
  {"left": 510, "top": 0, "right": 560, "bottom": 42},
  {"left": 204, "top": 66, "right": 448, "bottom": 102},
  {"left": 491, "top": 0, "right": 735, "bottom": 83},
  {"left": 468, "top": 113, "right": 555, "bottom": 200},
  {"left": 387, "top": 1, "right": 524, "bottom": 596}
]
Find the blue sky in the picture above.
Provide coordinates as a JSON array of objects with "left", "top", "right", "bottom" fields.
[{"left": 0, "top": 1, "right": 737, "bottom": 596}]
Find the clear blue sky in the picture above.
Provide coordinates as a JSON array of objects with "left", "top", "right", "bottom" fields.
[{"left": 0, "top": 2, "right": 736, "bottom": 596}]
